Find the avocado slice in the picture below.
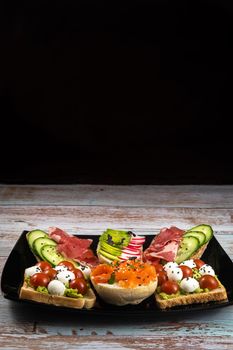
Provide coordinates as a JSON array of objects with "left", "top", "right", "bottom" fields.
[
  {"left": 98, "top": 249, "right": 121, "bottom": 261},
  {"left": 99, "top": 229, "right": 131, "bottom": 249},
  {"left": 100, "top": 241, "right": 122, "bottom": 257}
]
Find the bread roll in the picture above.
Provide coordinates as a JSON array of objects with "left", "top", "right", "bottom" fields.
[{"left": 91, "top": 278, "right": 157, "bottom": 306}]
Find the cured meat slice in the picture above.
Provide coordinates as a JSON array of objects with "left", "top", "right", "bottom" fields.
[
  {"left": 143, "top": 226, "right": 184, "bottom": 263},
  {"left": 49, "top": 227, "right": 92, "bottom": 246},
  {"left": 151, "top": 226, "right": 184, "bottom": 250},
  {"left": 144, "top": 240, "right": 179, "bottom": 262},
  {"left": 48, "top": 227, "right": 98, "bottom": 266},
  {"left": 49, "top": 227, "right": 71, "bottom": 244}
]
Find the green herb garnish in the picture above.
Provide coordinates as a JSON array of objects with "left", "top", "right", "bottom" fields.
[{"left": 108, "top": 273, "right": 115, "bottom": 284}]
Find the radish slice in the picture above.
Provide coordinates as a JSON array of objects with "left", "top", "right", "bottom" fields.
[
  {"left": 131, "top": 239, "right": 145, "bottom": 244},
  {"left": 131, "top": 236, "right": 145, "bottom": 241},
  {"left": 123, "top": 246, "right": 140, "bottom": 252},
  {"left": 122, "top": 249, "right": 141, "bottom": 255},
  {"left": 127, "top": 244, "right": 142, "bottom": 249}
]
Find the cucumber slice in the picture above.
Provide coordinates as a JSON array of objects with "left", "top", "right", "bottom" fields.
[
  {"left": 27, "top": 230, "right": 48, "bottom": 251},
  {"left": 175, "top": 236, "right": 200, "bottom": 264},
  {"left": 41, "top": 245, "right": 64, "bottom": 266},
  {"left": 184, "top": 230, "right": 206, "bottom": 246},
  {"left": 186, "top": 224, "right": 213, "bottom": 243},
  {"left": 33, "top": 237, "right": 57, "bottom": 259}
]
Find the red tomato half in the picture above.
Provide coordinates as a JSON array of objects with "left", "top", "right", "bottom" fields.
[
  {"left": 69, "top": 278, "right": 88, "bottom": 294},
  {"left": 154, "top": 263, "right": 164, "bottom": 273},
  {"left": 194, "top": 259, "right": 205, "bottom": 269},
  {"left": 158, "top": 271, "right": 168, "bottom": 286},
  {"left": 36, "top": 261, "right": 52, "bottom": 271},
  {"left": 160, "top": 280, "right": 179, "bottom": 294},
  {"left": 199, "top": 275, "right": 219, "bottom": 290},
  {"left": 30, "top": 273, "right": 50, "bottom": 287},
  {"left": 57, "top": 261, "right": 75, "bottom": 271},
  {"left": 73, "top": 268, "right": 85, "bottom": 279},
  {"left": 44, "top": 268, "right": 57, "bottom": 279},
  {"left": 179, "top": 265, "right": 193, "bottom": 278}
]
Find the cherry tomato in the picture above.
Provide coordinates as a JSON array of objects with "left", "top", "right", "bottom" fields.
[
  {"left": 72, "top": 268, "right": 85, "bottom": 279},
  {"left": 158, "top": 271, "right": 168, "bottom": 286},
  {"left": 30, "top": 273, "right": 50, "bottom": 287},
  {"left": 199, "top": 275, "right": 219, "bottom": 290},
  {"left": 44, "top": 268, "right": 57, "bottom": 279},
  {"left": 194, "top": 259, "right": 205, "bottom": 269},
  {"left": 179, "top": 265, "right": 193, "bottom": 278},
  {"left": 150, "top": 258, "right": 161, "bottom": 267},
  {"left": 160, "top": 280, "right": 179, "bottom": 294},
  {"left": 36, "top": 261, "right": 52, "bottom": 271},
  {"left": 154, "top": 263, "right": 164, "bottom": 273},
  {"left": 57, "top": 261, "right": 75, "bottom": 271},
  {"left": 69, "top": 278, "right": 88, "bottom": 294}
]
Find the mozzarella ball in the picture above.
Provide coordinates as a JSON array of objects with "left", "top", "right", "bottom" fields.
[
  {"left": 47, "top": 280, "right": 66, "bottom": 296},
  {"left": 56, "top": 271, "right": 75, "bottom": 284},
  {"left": 167, "top": 267, "right": 183, "bottom": 282},
  {"left": 163, "top": 262, "right": 178, "bottom": 273},
  {"left": 179, "top": 259, "right": 196, "bottom": 269},
  {"left": 180, "top": 277, "right": 200, "bottom": 293},
  {"left": 25, "top": 265, "right": 42, "bottom": 277},
  {"left": 54, "top": 265, "right": 69, "bottom": 273},
  {"left": 78, "top": 265, "right": 91, "bottom": 278},
  {"left": 199, "top": 264, "right": 215, "bottom": 276}
]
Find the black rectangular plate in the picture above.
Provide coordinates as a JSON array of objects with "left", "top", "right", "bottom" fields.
[{"left": 1, "top": 231, "right": 233, "bottom": 317}]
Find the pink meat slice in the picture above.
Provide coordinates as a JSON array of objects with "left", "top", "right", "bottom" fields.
[
  {"left": 48, "top": 227, "right": 98, "bottom": 265},
  {"left": 143, "top": 226, "right": 184, "bottom": 262},
  {"left": 49, "top": 227, "right": 72, "bottom": 244},
  {"left": 144, "top": 240, "right": 180, "bottom": 262}
]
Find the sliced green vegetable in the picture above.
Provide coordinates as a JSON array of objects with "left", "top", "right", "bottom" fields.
[
  {"left": 41, "top": 245, "right": 64, "bottom": 266},
  {"left": 186, "top": 224, "right": 213, "bottom": 243},
  {"left": 184, "top": 230, "right": 206, "bottom": 246},
  {"left": 99, "top": 229, "right": 131, "bottom": 249},
  {"left": 33, "top": 237, "right": 57, "bottom": 259},
  {"left": 175, "top": 236, "right": 200, "bottom": 264},
  {"left": 27, "top": 230, "right": 48, "bottom": 252}
]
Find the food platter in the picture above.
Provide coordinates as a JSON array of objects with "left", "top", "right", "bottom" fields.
[{"left": 1, "top": 231, "right": 233, "bottom": 316}]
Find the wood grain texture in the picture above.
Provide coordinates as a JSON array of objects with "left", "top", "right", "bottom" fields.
[
  {"left": 1, "top": 185, "right": 233, "bottom": 350},
  {"left": 1, "top": 205, "right": 233, "bottom": 232},
  {"left": 0, "top": 334, "right": 233, "bottom": 350},
  {"left": 1, "top": 184, "right": 233, "bottom": 208}
]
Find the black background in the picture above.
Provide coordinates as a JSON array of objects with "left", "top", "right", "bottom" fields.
[{"left": 1, "top": 0, "right": 233, "bottom": 184}]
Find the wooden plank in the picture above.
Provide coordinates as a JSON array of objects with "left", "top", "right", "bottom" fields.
[
  {"left": 0, "top": 333, "right": 233, "bottom": 350},
  {"left": 1, "top": 205, "right": 233, "bottom": 232},
  {"left": 1, "top": 297, "right": 233, "bottom": 330},
  {"left": 0, "top": 185, "right": 233, "bottom": 208}
]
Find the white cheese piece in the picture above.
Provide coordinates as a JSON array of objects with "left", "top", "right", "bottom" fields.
[
  {"left": 180, "top": 277, "right": 200, "bottom": 293},
  {"left": 167, "top": 267, "right": 183, "bottom": 282},
  {"left": 25, "top": 266, "right": 42, "bottom": 277},
  {"left": 163, "top": 262, "right": 178, "bottom": 273},
  {"left": 56, "top": 270, "right": 75, "bottom": 284},
  {"left": 54, "top": 265, "right": 69, "bottom": 273},
  {"left": 179, "top": 259, "right": 196, "bottom": 268},
  {"left": 199, "top": 264, "right": 215, "bottom": 276},
  {"left": 77, "top": 265, "right": 91, "bottom": 279},
  {"left": 47, "top": 280, "right": 66, "bottom": 296}
]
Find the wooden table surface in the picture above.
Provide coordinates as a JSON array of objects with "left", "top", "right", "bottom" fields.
[{"left": 1, "top": 184, "right": 233, "bottom": 349}]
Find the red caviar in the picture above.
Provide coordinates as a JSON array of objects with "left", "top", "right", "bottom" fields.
[{"left": 91, "top": 259, "right": 157, "bottom": 288}]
